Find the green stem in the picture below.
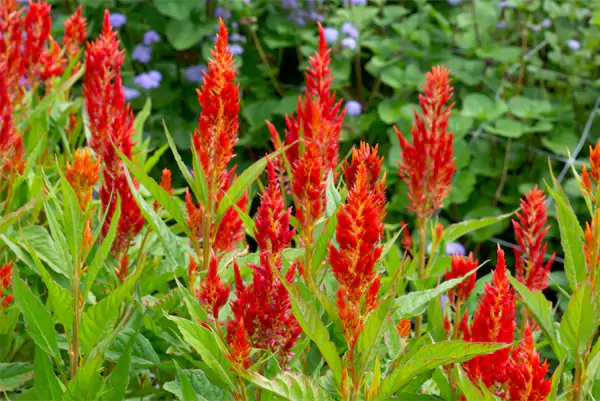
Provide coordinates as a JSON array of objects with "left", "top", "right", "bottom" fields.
[
  {"left": 248, "top": 27, "right": 285, "bottom": 97},
  {"left": 414, "top": 218, "right": 427, "bottom": 338},
  {"left": 70, "top": 264, "right": 81, "bottom": 379}
]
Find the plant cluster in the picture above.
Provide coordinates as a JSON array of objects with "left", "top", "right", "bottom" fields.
[{"left": 1, "top": 1, "right": 600, "bottom": 401}]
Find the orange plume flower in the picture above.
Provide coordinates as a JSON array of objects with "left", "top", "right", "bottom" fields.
[{"left": 65, "top": 148, "right": 100, "bottom": 211}]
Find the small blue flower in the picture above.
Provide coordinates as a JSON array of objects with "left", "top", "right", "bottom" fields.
[
  {"left": 499, "top": 0, "right": 510, "bottom": 8},
  {"left": 184, "top": 64, "right": 207, "bottom": 83},
  {"left": 323, "top": 27, "right": 339, "bottom": 43},
  {"left": 567, "top": 39, "right": 581, "bottom": 51},
  {"left": 214, "top": 7, "right": 232, "bottom": 19},
  {"left": 228, "top": 44, "right": 244, "bottom": 55},
  {"left": 440, "top": 294, "right": 447, "bottom": 309},
  {"left": 132, "top": 44, "right": 152, "bottom": 64},
  {"left": 341, "top": 22, "right": 359, "bottom": 38},
  {"left": 341, "top": 37, "right": 357, "bottom": 50},
  {"left": 109, "top": 13, "right": 127, "bottom": 29},
  {"left": 445, "top": 242, "right": 466, "bottom": 256},
  {"left": 541, "top": 19, "right": 552, "bottom": 28},
  {"left": 346, "top": 100, "right": 361, "bottom": 116},
  {"left": 309, "top": 11, "right": 324, "bottom": 22},
  {"left": 134, "top": 70, "right": 162, "bottom": 90},
  {"left": 497, "top": 21, "right": 506, "bottom": 29},
  {"left": 281, "top": 0, "right": 298, "bottom": 9},
  {"left": 295, "top": 16, "right": 306, "bottom": 27},
  {"left": 447, "top": 0, "right": 461, "bottom": 4},
  {"left": 343, "top": 0, "right": 367, "bottom": 5},
  {"left": 231, "top": 22, "right": 239, "bottom": 28},
  {"left": 229, "top": 32, "right": 245, "bottom": 43},
  {"left": 143, "top": 30, "right": 160, "bottom": 45},
  {"left": 124, "top": 86, "right": 141, "bottom": 101}
]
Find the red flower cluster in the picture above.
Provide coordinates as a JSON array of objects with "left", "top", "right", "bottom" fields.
[
  {"left": 445, "top": 253, "right": 478, "bottom": 306},
  {"left": 394, "top": 65, "right": 455, "bottom": 220},
  {"left": 186, "top": 19, "right": 246, "bottom": 256},
  {"left": 196, "top": 255, "right": 230, "bottom": 322},
  {"left": 84, "top": 11, "right": 144, "bottom": 256},
  {"left": 581, "top": 142, "right": 600, "bottom": 286},
  {"left": 0, "top": 67, "right": 24, "bottom": 179},
  {"left": 330, "top": 142, "right": 386, "bottom": 355},
  {"left": 581, "top": 141, "right": 600, "bottom": 198},
  {"left": 512, "top": 186, "right": 554, "bottom": 292},
  {"left": 65, "top": 148, "right": 101, "bottom": 211},
  {"left": 0, "top": 261, "right": 14, "bottom": 309},
  {"left": 62, "top": 6, "right": 87, "bottom": 61},
  {"left": 269, "top": 23, "right": 344, "bottom": 231}
]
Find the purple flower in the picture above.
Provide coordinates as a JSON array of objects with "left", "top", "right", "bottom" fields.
[
  {"left": 215, "top": 7, "right": 232, "bottom": 19},
  {"left": 134, "top": 70, "right": 162, "bottom": 90},
  {"left": 343, "top": 0, "right": 367, "bottom": 5},
  {"left": 323, "top": 27, "right": 338, "bottom": 43},
  {"left": 228, "top": 44, "right": 244, "bottom": 55},
  {"left": 341, "top": 37, "right": 357, "bottom": 50},
  {"left": 497, "top": 21, "right": 506, "bottom": 29},
  {"left": 499, "top": 0, "right": 510, "bottom": 8},
  {"left": 281, "top": 0, "right": 298, "bottom": 9},
  {"left": 445, "top": 242, "right": 466, "bottom": 256},
  {"left": 231, "top": 22, "right": 239, "bottom": 28},
  {"left": 346, "top": 100, "right": 361, "bottom": 116},
  {"left": 309, "top": 11, "right": 324, "bottom": 22},
  {"left": 109, "top": 13, "right": 127, "bottom": 29},
  {"left": 440, "top": 294, "right": 447, "bottom": 309},
  {"left": 341, "top": 22, "right": 359, "bottom": 38},
  {"left": 184, "top": 64, "right": 207, "bottom": 83},
  {"left": 132, "top": 44, "right": 152, "bottom": 63},
  {"left": 295, "top": 16, "right": 306, "bottom": 27},
  {"left": 143, "top": 30, "right": 160, "bottom": 45},
  {"left": 124, "top": 86, "right": 141, "bottom": 101},
  {"left": 447, "top": 0, "right": 461, "bottom": 4},
  {"left": 229, "top": 33, "right": 245, "bottom": 43},
  {"left": 567, "top": 39, "right": 581, "bottom": 51},
  {"left": 541, "top": 19, "right": 552, "bottom": 28}
]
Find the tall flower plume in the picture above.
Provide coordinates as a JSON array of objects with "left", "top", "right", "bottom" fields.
[
  {"left": 330, "top": 142, "right": 386, "bottom": 357},
  {"left": 580, "top": 141, "right": 600, "bottom": 198},
  {"left": 0, "top": 66, "right": 24, "bottom": 179},
  {"left": 0, "top": 261, "right": 13, "bottom": 309},
  {"left": 445, "top": 252, "right": 478, "bottom": 306},
  {"left": 460, "top": 246, "right": 515, "bottom": 390},
  {"left": 394, "top": 65, "right": 455, "bottom": 220},
  {"left": 65, "top": 148, "right": 100, "bottom": 211},
  {"left": 196, "top": 255, "right": 230, "bottom": 322},
  {"left": 62, "top": 6, "right": 87, "bottom": 61},
  {"left": 84, "top": 10, "right": 144, "bottom": 255},
  {"left": 512, "top": 186, "right": 554, "bottom": 292}
]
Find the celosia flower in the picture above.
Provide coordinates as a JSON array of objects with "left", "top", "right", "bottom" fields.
[
  {"left": 505, "top": 324, "right": 552, "bottom": 401},
  {"left": 65, "top": 148, "right": 100, "bottom": 211},
  {"left": 512, "top": 186, "right": 555, "bottom": 291},
  {"left": 62, "top": 6, "right": 87, "bottom": 59},
  {"left": 461, "top": 246, "right": 515, "bottom": 388},
  {"left": 330, "top": 145, "right": 386, "bottom": 352},
  {"left": 445, "top": 252, "right": 478, "bottom": 305},
  {"left": 226, "top": 318, "right": 251, "bottom": 369},
  {"left": 196, "top": 255, "right": 230, "bottom": 321},
  {"left": 0, "top": 67, "right": 24, "bottom": 178},
  {"left": 153, "top": 168, "right": 173, "bottom": 211},
  {"left": 0, "top": 261, "right": 13, "bottom": 308},
  {"left": 394, "top": 65, "right": 455, "bottom": 220},
  {"left": 584, "top": 214, "right": 600, "bottom": 286},
  {"left": 400, "top": 221, "right": 412, "bottom": 252},
  {"left": 396, "top": 319, "right": 411, "bottom": 339},
  {"left": 580, "top": 142, "right": 600, "bottom": 197}
]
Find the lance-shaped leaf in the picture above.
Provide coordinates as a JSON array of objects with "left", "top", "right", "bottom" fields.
[
  {"left": 33, "top": 347, "right": 64, "bottom": 400},
  {"left": 560, "top": 282, "right": 599, "bottom": 358},
  {"left": 454, "top": 365, "right": 501, "bottom": 401},
  {"left": 0, "top": 362, "right": 33, "bottom": 392},
  {"left": 243, "top": 371, "right": 334, "bottom": 401},
  {"left": 443, "top": 212, "right": 512, "bottom": 244}
]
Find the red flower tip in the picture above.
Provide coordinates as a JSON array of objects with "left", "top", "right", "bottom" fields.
[
  {"left": 396, "top": 319, "right": 411, "bottom": 339},
  {"left": 445, "top": 252, "right": 478, "bottom": 305},
  {"left": 197, "top": 255, "right": 230, "bottom": 321},
  {"left": 0, "top": 261, "right": 13, "bottom": 309},
  {"left": 0, "top": 72, "right": 24, "bottom": 178},
  {"left": 65, "top": 148, "right": 100, "bottom": 210},
  {"left": 159, "top": 168, "right": 174, "bottom": 195},
  {"left": 400, "top": 221, "right": 412, "bottom": 252},
  {"left": 226, "top": 318, "right": 251, "bottom": 370},
  {"left": 395, "top": 65, "right": 455, "bottom": 220},
  {"left": 63, "top": 6, "right": 87, "bottom": 59},
  {"left": 512, "top": 186, "right": 554, "bottom": 292}
]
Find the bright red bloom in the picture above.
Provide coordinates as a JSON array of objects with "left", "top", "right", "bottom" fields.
[
  {"left": 84, "top": 11, "right": 144, "bottom": 254},
  {"left": 580, "top": 142, "right": 600, "bottom": 196},
  {"left": 461, "top": 246, "right": 515, "bottom": 389},
  {"left": 445, "top": 252, "right": 478, "bottom": 305},
  {"left": 584, "top": 214, "right": 600, "bottom": 286},
  {"left": 290, "top": 145, "right": 325, "bottom": 229},
  {"left": 0, "top": 261, "right": 14, "bottom": 309},
  {"left": 512, "top": 186, "right": 554, "bottom": 292},
  {"left": 62, "top": 6, "right": 87, "bottom": 59},
  {"left": 38, "top": 36, "right": 66, "bottom": 82},
  {"left": 342, "top": 142, "right": 386, "bottom": 217},
  {"left": 226, "top": 318, "right": 251, "bottom": 370},
  {"left": 506, "top": 324, "right": 552, "bottom": 401},
  {"left": 65, "top": 148, "right": 100, "bottom": 211},
  {"left": 330, "top": 145, "right": 386, "bottom": 351},
  {"left": 396, "top": 319, "right": 411, "bottom": 339},
  {"left": 394, "top": 65, "right": 455, "bottom": 220},
  {"left": 154, "top": 168, "right": 173, "bottom": 211},
  {"left": 400, "top": 221, "right": 412, "bottom": 252},
  {"left": 0, "top": 0, "right": 24, "bottom": 94},
  {"left": 0, "top": 67, "right": 24, "bottom": 178},
  {"left": 197, "top": 255, "right": 230, "bottom": 321},
  {"left": 212, "top": 170, "right": 248, "bottom": 253}
]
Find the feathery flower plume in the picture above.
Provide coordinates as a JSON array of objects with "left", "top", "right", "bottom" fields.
[
  {"left": 512, "top": 186, "right": 554, "bottom": 291},
  {"left": 0, "top": 261, "right": 13, "bottom": 308},
  {"left": 84, "top": 10, "right": 144, "bottom": 255},
  {"left": 505, "top": 324, "right": 552, "bottom": 401},
  {"left": 196, "top": 255, "right": 230, "bottom": 321},
  {"left": 396, "top": 319, "right": 411, "bottom": 339},
  {"left": 400, "top": 221, "right": 412, "bottom": 252},
  {"left": 330, "top": 143, "right": 386, "bottom": 360},
  {"left": 0, "top": 67, "right": 24, "bottom": 179},
  {"left": 460, "top": 246, "right": 515, "bottom": 389},
  {"left": 445, "top": 252, "right": 478, "bottom": 306},
  {"left": 580, "top": 141, "right": 600, "bottom": 197},
  {"left": 584, "top": 214, "right": 600, "bottom": 287},
  {"left": 154, "top": 168, "right": 173, "bottom": 211},
  {"left": 65, "top": 148, "right": 100, "bottom": 211},
  {"left": 62, "top": 6, "right": 87, "bottom": 60},
  {"left": 394, "top": 65, "right": 455, "bottom": 220}
]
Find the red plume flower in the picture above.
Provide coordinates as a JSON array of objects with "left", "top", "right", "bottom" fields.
[
  {"left": 84, "top": 10, "right": 144, "bottom": 255},
  {"left": 394, "top": 65, "right": 455, "bottom": 220},
  {"left": 196, "top": 255, "right": 230, "bottom": 321},
  {"left": 505, "top": 324, "right": 552, "bottom": 401},
  {"left": 0, "top": 67, "right": 24, "bottom": 178},
  {"left": 512, "top": 186, "right": 554, "bottom": 292},
  {"left": 445, "top": 252, "right": 478, "bottom": 305},
  {"left": 65, "top": 148, "right": 100, "bottom": 211},
  {"left": 580, "top": 141, "right": 600, "bottom": 197},
  {"left": 62, "top": 6, "right": 87, "bottom": 60},
  {"left": 0, "top": 261, "right": 13, "bottom": 309},
  {"left": 461, "top": 246, "right": 515, "bottom": 389},
  {"left": 330, "top": 143, "right": 386, "bottom": 354}
]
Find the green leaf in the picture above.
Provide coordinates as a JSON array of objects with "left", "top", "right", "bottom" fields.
[
  {"left": 510, "top": 278, "right": 564, "bottom": 359},
  {"left": 355, "top": 295, "right": 395, "bottom": 372},
  {"left": 33, "top": 347, "right": 64, "bottom": 400},
  {"left": 325, "top": 170, "right": 341, "bottom": 218},
  {"left": 394, "top": 395, "right": 444, "bottom": 401},
  {"left": 243, "top": 371, "right": 334, "bottom": 401},
  {"left": 105, "top": 331, "right": 136, "bottom": 401},
  {"left": 455, "top": 365, "right": 500, "bottom": 401},
  {"left": 311, "top": 214, "right": 337, "bottom": 276},
  {"left": 164, "top": 369, "right": 227, "bottom": 401},
  {"left": 190, "top": 145, "right": 210, "bottom": 206},
  {"left": 144, "top": 144, "right": 169, "bottom": 173},
  {"left": 133, "top": 98, "right": 152, "bottom": 145},
  {"left": 443, "top": 212, "right": 512, "bottom": 244},
  {"left": 166, "top": 316, "right": 234, "bottom": 391},
  {"left": 13, "top": 276, "right": 58, "bottom": 357},
  {"left": 483, "top": 118, "right": 528, "bottom": 138},
  {"left": 547, "top": 358, "right": 565, "bottom": 401},
  {"left": 461, "top": 93, "right": 507, "bottom": 121},
  {"left": 154, "top": 0, "right": 196, "bottom": 20},
  {"left": 80, "top": 267, "right": 143, "bottom": 356},
  {"left": 0, "top": 363, "right": 33, "bottom": 392},
  {"left": 62, "top": 355, "right": 104, "bottom": 401},
  {"left": 20, "top": 225, "right": 69, "bottom": 277},
  {"left": 375, "top": 341, "right": 508, "bottom": 400},
  {"left": 0, "top": 195, "right": 40, "bottom": 233},
  {"left": 175, "top": 361, "right": 200, "bottom": 401},
  {"left": 59, "top": 175, "right": 83, "bottom": 269},
  {"left": 560, "top": 282, "right": 599, "bottom": 358},
  {"left": 166, "top": 20, "right": 213, "bottom": 51},
  {"left": 394, "top": 270, "right": 477, "bottom": 319}
]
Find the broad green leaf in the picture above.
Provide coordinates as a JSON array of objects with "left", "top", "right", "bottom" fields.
[
  {"left": 166, "top": 19, "right": 213, "bottom": 50},
  {"left": 153, "top": 0, "right": 196, "bottom": 19},
  {"left": 20, "top": 225, "right": 69, "bottom": 277},
  {"left": 510, "top": 278, "right": 564, "bottom": 359},
  {"left": 547, "top": 358, "right": 565, "bottom": 401},
  {"left": 394, "top": 270, "right": 477, "bottom": 319},
  {"left": 560, "top": 283, "right": 599, "bottom": 358},
  {"left": 62, "top": 355, "right": 104, "bottom": 401},
  {"left": 133, "top": 98, "right": 152, "bottom": 145},
  {"left": 355, "top": 295, "right": 395, "bottom": 373},
  {"left": 0, "top": 363, "right": 33, "bottom": 391},
  {"left": 164, "top": 369, "right": 227, "bottom": 401},
  {"left": 243, "top": 371, "right": 334, "bottom": 401},
  {"left": 0, "top": 195, "right": 39, "bottom": 232},
  {"left": 175, "top": 361, "right": 200, "bottom": 401},
  {"left": 325, "top": 170, "right": 341, "bottom": 218},
  {"left": 123, "top": 167, "right": 186, "bottom": 268},
  {"left": 376, "top": 342, "right": 508, "bottom": 400},
  {"left": 166, "top": 315, "right": 234, "bottom": 391},
  {"left": 105, "top": 331, "right": 136, "bottom": 401},
  {"left": 190, "top": 145, "right": 210, "bottom": 207},
  {"left": 59, "top": 175, "right": 83, "bottom": 269},
  {"left": 443, "top": 212, "right": 512, "bottom": 244},
  {"left": 13, "top": 276, "right": 58, "bottom": 357},
  {"left": 80, "top": 267, "right": 143, "bottom": 356},
  {"left": 33, "top": 347, "right": 64, "bottom": 400},
  {"left": 311, "top": 213, "right": 337, "bottom": 276},
  {"left": 483, "top": 119, "right": 527, "bottom": 138}
]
